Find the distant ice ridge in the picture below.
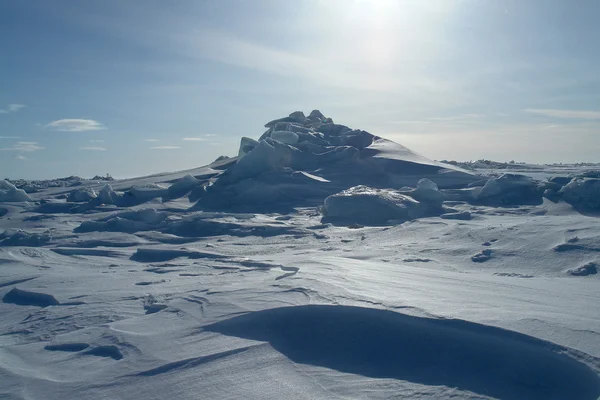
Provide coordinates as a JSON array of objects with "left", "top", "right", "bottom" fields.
[{"left": 19, "top": 110, "right": 600, "bottom": 224}]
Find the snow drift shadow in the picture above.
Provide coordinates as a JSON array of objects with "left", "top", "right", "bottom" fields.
[{"left": 205, "top": 305, "right": 600, "bottom": 400}]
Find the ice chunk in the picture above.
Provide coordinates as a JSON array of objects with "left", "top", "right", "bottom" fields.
[
  {"left": 238, "top": 137, "right": 259, "bottom": 159},
  {"left": 67, "top": 187, "right": 97, "bottom": 202},
  {"left": 127, "top": 183, "right": 168, "bottom": 201},
  {"left": 271, "top": 130, "right": 299, "bottom": 145},
  {"left": 166, "top": 174, "right": 199, "bottom": 200},
  {"left": 288, "top": 111, "right": 307, "bottom": 123},
  {"left": 97, "top": 184, "right": 121, "bottom": 205},
  {"left": 308, "top": 109, "right": 325, "bottom": 120},
  {"left": 0, "top": 180, "right": 32, "bottom": 202},
  {"left": 321, "top": 185, "right": 425, "bottom": 225},
  {"left": 476, "top": 174, "right": 542, "bottom": 205},
  {"left": 0, "top": 180, "right": 15, "bottom": 191},
  {"left": 409, "top": 178, "right": 444, "bottom": 207},
  {"left": 559, "top": 178, "right": 600, "bottom": 210},
  {"left": 417, "top": 178, "right": 438, "bottom": 191}
]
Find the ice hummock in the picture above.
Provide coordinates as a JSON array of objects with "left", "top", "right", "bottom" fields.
[{"left": 193, "top": 110, "right": 479, "bottom": 212}]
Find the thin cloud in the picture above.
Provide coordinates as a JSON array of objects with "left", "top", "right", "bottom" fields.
[
  {"left": 79, "top": 146, "right": 107, "bottom": 151},
  {"left": 45, "top": 119, "right": 107, "bottom": 132},
  {"left": 14, "top": 155, "right": 27, "bottom": 160},
  {"left": 151, "top": 146, "right": 180, "bottom": 149},
  {"left": 89, "top": 139, "right": 104, "bottom": 143},
  {"left": 0, "top": 141, "right": 44, "bottom": 152},
  {"left": 0, "top": 136, "right": 20, "bottom": 139},
  {"left": 0, "top": 104, "right": 26, "bottom": 114},
  {"left": 144, "top": 139, "right": 159, "bottom": 142},
  {"left": 525, "top": 109, "right": 600, "bottom": 120},
  {"left": 182, "top": 137, "right": 206, "bottom": 141}
]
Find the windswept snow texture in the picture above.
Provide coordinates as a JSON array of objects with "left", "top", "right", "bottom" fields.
[
  {"left": 1, "top": 112, "right": 600, "bottom": 400},
  {"left": 206, "top": 305, "right": 600, "bottom": 400}
]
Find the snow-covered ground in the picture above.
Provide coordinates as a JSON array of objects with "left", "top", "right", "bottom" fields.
[{"left": 1, "top": 111, "right": 600, "bottom": 400}]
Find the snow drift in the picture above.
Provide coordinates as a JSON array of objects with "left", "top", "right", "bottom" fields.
[{"left": 206, "top": 305, "right": 600, "bottom": 400}]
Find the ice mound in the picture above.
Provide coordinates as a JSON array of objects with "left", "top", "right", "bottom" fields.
[
  {"left": 321, "top": 185, "right": 427, "bottom": 225},
  {"left": 442, "top": 174, "right": 543, "bottom": 206},
  {"left": 0, "top": 180, "right": 33, "bottom": 202},
  {"left": 193, "top": 110, "right": 478, "bottom": 212},
  {"left": 475, "top": 174, "right": 542, "bottom": 205},
  {"left": 97, "top": 184, "right": 122, "bottom": 205},
  {"left": 67, "top": 187, "right": 97, "bottom": 202},
  {"left": 559, "top": 178, "right": 600, "bottom": 211}
]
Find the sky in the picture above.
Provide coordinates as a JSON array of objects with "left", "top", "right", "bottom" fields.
[{"left": 1, "top": 0, "right": 599, "bottom": 179}]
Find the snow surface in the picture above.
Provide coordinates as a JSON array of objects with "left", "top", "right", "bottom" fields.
[{"left": 1, "top": 111, "right": 600, "bottom": 400}]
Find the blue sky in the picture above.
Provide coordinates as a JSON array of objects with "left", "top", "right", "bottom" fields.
[{"left": 1, "top": 0, "right": 599, "bottom": 179}]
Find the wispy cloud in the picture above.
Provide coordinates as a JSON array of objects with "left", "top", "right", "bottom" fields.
[
  {"left": 0, "top": 141, "right": 44, "bottom": 152},
  {"left": 144, "top": 138, "right": 159, "bottom": 142},
  {"left": 0, "top": 136, "right": 20, "bottom": 139},
  {"left": 0, "top": 104, "right": 26, "bottom": 114},
  {"left": 182, "top": 137, "right": 206, "bottom": 141},
  {"left": 45, "top": 119, "right": 106, "bottom": 132},
  {"left": 89, "top": 139, "right": 104, "bottom": 143},
  {"left": 525, "top": 109, "right": 600, "bottom": 120},
  {"left": 14, "top": 154, "right": 27, "bottom": 160},
  {"left": 79, "top": 146, "right": 106, "bottom": 151},
  {"left": 150, "top": 146, "right": 180, "bottom": 150}
]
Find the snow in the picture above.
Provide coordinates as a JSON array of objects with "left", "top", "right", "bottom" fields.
[{"left": 1, "top": 111, "right": 600, "bottom": 400}]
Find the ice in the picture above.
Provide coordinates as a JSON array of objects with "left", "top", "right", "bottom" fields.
[
  {"left": 0, "top": 180, "right": 33, "bottom": 202},
  {"left": 271, "top": 130, "right": 299, "bottom": 145},
  {"left": 237, "top": 137, "right": 259, "bottom": 159},
  {"left": 321, "top": 185, "right": 427, "bottom": 225},
  {"left": 97, "top": 183, "right": 122, "bottom": 205},
  {"left": 127, "top": 183, "right": 168, "bottom": 201},
  {"left": 559, "top": 178, "right": 600, "bottom": 211},
  {"left": 408, "top": 178, "right": 444, "bottom": 207},
  {"left": 165, "top": 174, "right": 199, "bottom": 200},
  {"left": 190, "top": 111, "right": 479, "bottom": 212},
  {"left": 67, "top": 187, "right": 97, "bottom": 202},
  {"left": 476, "top": 173, "right": 542, "bottom": 205}
]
